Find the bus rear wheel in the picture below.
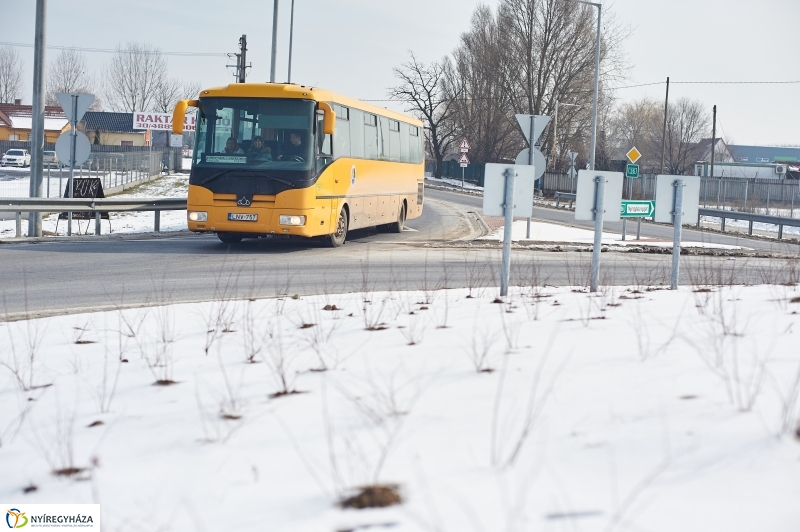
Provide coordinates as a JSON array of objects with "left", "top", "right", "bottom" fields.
[
  {"left": 217, "top": 232, "right": 243, "bottom": 244},
  {"left": 387, "top": 203, "right": 406, "bottom": 234},
  {"left": 326, "top": 209, "right": 348, "bottom": 247}
]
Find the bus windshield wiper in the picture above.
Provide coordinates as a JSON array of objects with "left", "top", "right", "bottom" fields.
[
  {"left": 266, "top": 176, "right": 295, "bottom": 188},
  {"left": 197, "top": 169, "right": 233, "bottom": 186}
]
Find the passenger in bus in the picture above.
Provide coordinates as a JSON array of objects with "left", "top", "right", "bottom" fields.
[
  {"left": 248, "top": 136, "right": 272, "bottom": 161},
  {"left": 224, "top": 137, "right": 244, "bottom": 154},
  {"left": 278, "top": 131, "right": 306, "bottom": 161}
]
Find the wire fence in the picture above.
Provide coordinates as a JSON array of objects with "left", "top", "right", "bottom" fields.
[
  {"left": 0, "top": 151, "right": 175, "bottom": 198},
  {"left": 541, "top": 172, "right": 800, "bottom": 219}
]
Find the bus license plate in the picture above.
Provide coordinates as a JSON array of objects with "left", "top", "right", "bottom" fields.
[{"left": 229, "top": 213, "right": 257, "bottom": 222}]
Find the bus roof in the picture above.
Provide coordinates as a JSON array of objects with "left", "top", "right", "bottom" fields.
[{"left": 196, "top": 83, "right": 423, "bottom": 128}]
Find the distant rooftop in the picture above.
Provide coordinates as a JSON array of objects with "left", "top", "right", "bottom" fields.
[
  {"left": 729, "top": 144, "right": 800, "bottom": 163},
  {"left": 81, "top": 112, "right": 138, "bottom": 134}
]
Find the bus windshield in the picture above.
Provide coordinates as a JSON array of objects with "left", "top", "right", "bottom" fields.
[{"left": 194, "top": 98, "right": 315, "bottom": 172}]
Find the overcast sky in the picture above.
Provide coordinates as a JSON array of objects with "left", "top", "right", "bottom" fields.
[{"left": 4, "top": 0, "right": 799, "bottom": 147}]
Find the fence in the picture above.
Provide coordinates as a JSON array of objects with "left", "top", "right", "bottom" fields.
[
  {"left": 0, "top": 149, "right": 182, "bottom": 199},
  {"left": 542, "top": 172, "right": 800, "bottom": 218}
]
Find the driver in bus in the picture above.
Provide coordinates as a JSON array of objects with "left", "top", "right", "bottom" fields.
[
  {"left": 224, "top": 137, "right": 244, "bottom": 154},
  {"left": 278, "top": 131, "right": 306, "bottom": 161},
  {"left": 248, "top": 136, "right": 272, "bottom": 161}
]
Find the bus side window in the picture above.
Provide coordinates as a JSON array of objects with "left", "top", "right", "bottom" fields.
[
  {"left": 399, "top": 122, "right": 410, "bottom": 163},
  {"left": 333, "top": 104, "right": 350, "bottom": 158},
  {"left": 350, "top": 109, "right": 365, "bottom": 158},
  {"left": 364, "top": 113, "right": 378, "bottom": 160}
]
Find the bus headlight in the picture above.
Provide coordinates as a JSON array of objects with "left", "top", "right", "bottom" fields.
[
  {"left": 188, "top": 211, "right": 208, "bottom": 222},
  {"left": 279, "top": 215, "right": 306, "bottom": 226}
]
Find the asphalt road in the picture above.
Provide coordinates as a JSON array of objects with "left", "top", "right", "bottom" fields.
[
  {"left": 0, "top": 194, "right": 795, "bottom": 319},
  {"left": 425, "top": 186, "right": 800, "bottom": 254}
]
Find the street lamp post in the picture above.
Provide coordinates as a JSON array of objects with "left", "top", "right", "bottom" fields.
[
  {"left": 287, "top": 0, "right": 295, "bottom": 83},
  {"left": 270, "top": 0, "right": 279, "bottom": 82},
  {"left": 564, "top": 0, "right": 601, "bottom": 171}
]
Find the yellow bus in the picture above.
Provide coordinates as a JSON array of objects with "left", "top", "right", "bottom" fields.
[{"left": 172, "top": 83, "right": 425, "bottom": 246}]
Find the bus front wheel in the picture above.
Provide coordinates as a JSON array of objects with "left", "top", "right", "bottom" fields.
[
  {"left": 217, "top": 232, "right": 243, "bottom": 244},
  {"left": 326, "top": 209, "right": 348, "bottom": 247}
]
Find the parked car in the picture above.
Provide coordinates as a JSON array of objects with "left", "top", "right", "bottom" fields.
[
  {"left": 1, "top": 149, "right": 31, "bottom": 168},
  {"left": 42, "top": 150, "right": 61, "bottom": 167}
]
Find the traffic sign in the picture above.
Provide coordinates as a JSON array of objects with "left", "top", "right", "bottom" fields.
[
  {"left": 620, "top": 200, "right": 654, "bottom": 218},
  {"left": 625, "top": 164, "right": 640, "bottom": 178},
  {"left": 515, "top": 148, "right": 546, "bottom": 179},
  {"left": 459, "top": 138, "right": 471, "bottom": 152},
  {"left": 458, "top": 153, "right": 470, "bottom": 167},
  {"left": 626, "top": 146, "right": 642, "bottom": 164},
  {"left": 55, "top": 130, "right": 91, "bottom": 167},
  {"left": 56, "top": 93, "right": 94, "bottom": 124},
  {"left": 515, "top": 114, "right": 551, "bottom": 144}
]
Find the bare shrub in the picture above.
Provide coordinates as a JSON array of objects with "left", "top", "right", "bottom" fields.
[
  {"left": 398, "top": 314, "right": 426, "bottom": 346},
  {"left": 262, "top": 317, "right": 300, "bottom": 397},
  {"left": 627, "top": 299, "right": 684, "bottom": 361},
  {"left": 491, "top": 331, "right": 566, "bottom": 469},
  {"left": 464, "top": 317, "right": 499, "bottom": 373},
  {"left": 299, "top": 306, "right": 342, "bottom": 370},
  {"left": 464, "top": 250, "right": 491, "bottom": 298},
  {"left": 686, "top": 290, "right": 771, "bottom": 411},
  {"left": 241, "top": 300, "right": 265, "bottom": 364},
  {"left": 140, "top": 304, "right": 177, "bottom": 385}
]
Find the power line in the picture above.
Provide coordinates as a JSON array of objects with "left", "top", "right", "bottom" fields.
[{"left": 0, "top": 41, "right": 226, "bottom": 57}]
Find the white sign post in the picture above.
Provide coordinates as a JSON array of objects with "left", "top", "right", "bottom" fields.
[
  {"left": 483, "top": 163, "right": 536, "bottom": 297},
  {"left": 55, "top": 92, "right": 95, "bottom": 237},
  {"left": 654, "top": 175, "right": 701, "bottom": 289},
  {"left": 574, "top": 170, "right": 624, "bottom": 292}
]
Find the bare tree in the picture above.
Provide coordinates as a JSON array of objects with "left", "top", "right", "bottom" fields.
[
  {"left": 389, "top": 52, "right": 461, "bottom": 178},
  {"left": 0, "top": 46, "right": 24, "bottom": 104},
  {"left": 446, "top": 6, "right": 522, "bottom": 163},
  {"left": 152, "top": 79, "right": 201, "bottom": 113},
  {"left": 497, "top": 0, "right": 627, "bottom": 162},
  {"left": 104, "top": 41, "right": 168, "bottom": 112},
  {"left": 45, "top": 49, "right": 101, "bottom": 110},
  {"left": 609, "top": 97, "right": 662, "bottom": 169},
  {"left": 664, "top": 97, "right": 710, "bottom": 175}
]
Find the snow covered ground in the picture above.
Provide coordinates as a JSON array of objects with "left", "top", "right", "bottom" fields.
[{"left": 2, "top": 284, "right": 800, "bottom": 531}]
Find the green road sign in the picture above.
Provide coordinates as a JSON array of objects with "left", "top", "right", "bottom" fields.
[
  {"left": 625, "top": 164, "right": 640, "bottom": 178},
  {"left": 620, "top": 200, "right": 655, "bottom": 218}
]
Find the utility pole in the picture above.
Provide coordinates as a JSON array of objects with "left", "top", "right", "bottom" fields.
[
  {"left": 226, "top": 36, "right": 250, "bottom": 83},
  {"left": 710, "top": 105, "right": 717, "bottom": 179},
  {"left": 660, "top": 76, "right": 670, "bottom": 174},
  {"left": 28, "top": 0, "right": 47, "bottom": 238},
  {"left": 238, "top": 35, "right": 248, "bottom": 83},
  {"left": 270, "top": 0, "right": 279, "bottom": 82}
]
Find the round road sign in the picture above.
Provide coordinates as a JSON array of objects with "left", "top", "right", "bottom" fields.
[
  {"left": 55, "top": 130, "right": 91, "bottom": 168},
  {"left": 515, "top": 148, "right": 546, "bottom": 179}
]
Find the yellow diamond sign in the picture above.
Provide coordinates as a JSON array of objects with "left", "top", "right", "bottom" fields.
[{"left": 626, "top": 146, "right": 642, "bottom": 164}]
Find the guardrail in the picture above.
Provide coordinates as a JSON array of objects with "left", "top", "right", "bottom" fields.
[
  {"left": 0, "top": 197, "right": 187, "bottom": 237},
  {"left": 698, "top": 208, "right": 800, "bottom": 240},
  {"left": 544, "top": 194, "right": 799, "bottom": 241},
  {"left": 554, "top": 192, "right": 576, "bottom": 209}
]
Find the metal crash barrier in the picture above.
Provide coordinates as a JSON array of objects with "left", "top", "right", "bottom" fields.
[{"left": 0, "top": 197, "right": 187, "bottom": 238}]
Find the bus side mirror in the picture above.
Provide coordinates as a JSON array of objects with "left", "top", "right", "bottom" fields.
[
  {"left": 317, "top": 102, "right": 336, "bottom": 136},
  {"left": 172, "top": 99, "right": 199, "bottom": 134}
]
